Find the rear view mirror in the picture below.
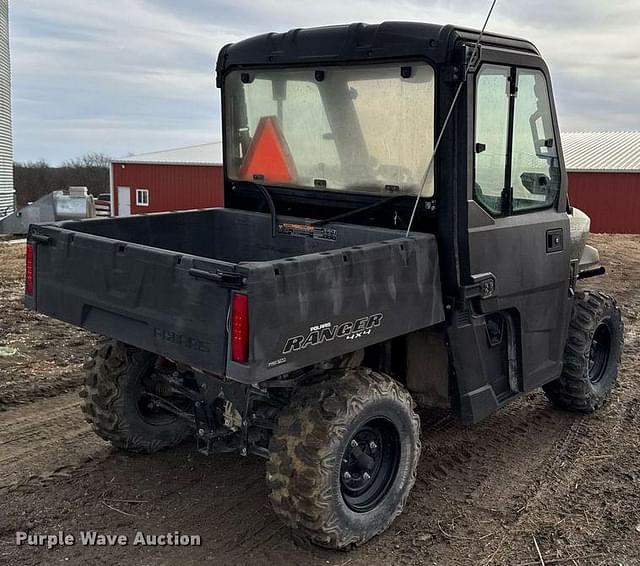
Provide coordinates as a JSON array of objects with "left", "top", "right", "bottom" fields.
[{"left": 520, "top": 172, "right": 550, "bottom": 195}]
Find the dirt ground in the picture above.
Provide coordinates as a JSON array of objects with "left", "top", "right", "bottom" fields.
[
  {"left": 0, "top": 235, "right": 639, "bottom": 566},
  {"left": 0, "top": 243, "right": 95, "bottom": 410}
]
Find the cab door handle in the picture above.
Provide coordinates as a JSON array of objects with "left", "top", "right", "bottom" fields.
[{"left": 546, "top": 228, "right": 563, "bottom": 253}]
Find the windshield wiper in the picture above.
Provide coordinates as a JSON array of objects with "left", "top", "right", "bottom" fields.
[{"left": 311, "top": 194, "right": 408, "bottom": 227}]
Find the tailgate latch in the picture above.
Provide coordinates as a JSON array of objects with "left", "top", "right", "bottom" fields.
[
  {"left": 460, "top": 272, "right": 496, "bottom": 300},
  {"left": 28, "top": 232, "right": 52, "bottom": 245},
  {"left": 189, "top": 268, "right": 245, "bottom": 289}
]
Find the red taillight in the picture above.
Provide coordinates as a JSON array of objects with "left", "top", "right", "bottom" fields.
[
  {"left": 231, "top": 292, "right": 249, "bottom": 364},
  {"left": 25, "top": 243, "right": 34, "bottom": 295}
]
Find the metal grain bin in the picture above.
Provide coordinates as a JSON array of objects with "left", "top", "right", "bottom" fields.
[{"left": 0, "top": 0, "right": 13, "bottom": 218}]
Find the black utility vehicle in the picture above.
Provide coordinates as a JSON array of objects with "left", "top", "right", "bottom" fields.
[{"left": 25, "top": 23, "right": 623, "bottom": 549}]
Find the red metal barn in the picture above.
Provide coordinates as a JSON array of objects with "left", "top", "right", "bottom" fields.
[
  {"left": 563, "top": 132, "right": 640, "bottom": 234},
  {"left": 110, "top": 142, "right": 224, "bottom": 216}
]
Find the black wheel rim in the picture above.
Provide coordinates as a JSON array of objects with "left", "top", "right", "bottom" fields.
[
  {"left": 589, "top": 321, "right": 612, "bottom": 384},
  {"left": 137, "top": 391, "right": 177, "bottom": 426},
  {"left": 136, "top": 369, "right": 180, "bottom": 426},
  {"left": 340, "top": 417, "right": 401, "bottom": 513}
]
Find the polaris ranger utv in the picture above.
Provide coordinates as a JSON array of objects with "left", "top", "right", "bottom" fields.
[{"left": 25, "top": 22, "right": 623, "bottom": 549}]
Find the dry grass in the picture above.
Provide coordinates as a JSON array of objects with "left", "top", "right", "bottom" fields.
[{"left": 0, "top": 243, "right": 26, "bottom": 282}]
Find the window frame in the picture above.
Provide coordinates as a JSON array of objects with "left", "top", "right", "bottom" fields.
[
  {"left": 473, "top": 63, "right": 560, "bottom": 217},
  {"left": 472, "top": 64, "right": 513, "bottom": 218},
  {"left": 223, "top": 60, "right": 438, "bottom": 199},
  {"left": 136, "top": 188, "right": 149, "bottom": 207}
]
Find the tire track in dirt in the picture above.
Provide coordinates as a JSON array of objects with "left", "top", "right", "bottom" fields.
[
  {"left": 348, "top": 397, "right": 572, "bottom": 560},
  {"left": 0, "top": 372, "right": 84, "bottom": 410},
  {"left": 357, "top": 388, "right": 638, "bottom": 565},
  {"left": 401, "top": 300, "right": 640, "bottom": 564},
  {"left": 488, "top": 388, "right": 640, "bottom": 564},
  {"left": 0, "top": 391, "right": 108, "bottom": 489},
  {"left": 417, "top": 395, "right": 575, "bottom": 506},
  {"left": 503, "top": 329, "right": 640, "bottom": 511},
  {"left": 427, "top": 324, "right": 640, "bottom": 564},
  {"left": 326, "top": 395, "right": 588, "bottom": 566}
]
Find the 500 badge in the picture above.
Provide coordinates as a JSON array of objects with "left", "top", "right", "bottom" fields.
[{"left": 283, "top": 313, "right": 383, "bottom": 354}]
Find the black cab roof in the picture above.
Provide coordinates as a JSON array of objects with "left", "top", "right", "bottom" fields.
[{"left": 216, "top": 21, "right": 539, "bottom": 83}]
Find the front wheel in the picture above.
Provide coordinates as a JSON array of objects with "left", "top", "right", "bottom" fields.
[
  {"left": 267, "top": 367, "right": 421, "bottom": 549},
  {"left": 544, "top": 290, "right": 624, "bottom": 412}
]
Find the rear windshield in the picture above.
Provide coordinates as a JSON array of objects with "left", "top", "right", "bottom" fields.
[{"left": 224, "top": 62, "right": 435, "bottom": 197}]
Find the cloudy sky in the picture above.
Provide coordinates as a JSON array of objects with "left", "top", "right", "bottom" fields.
[{"left": 8, "top": 0, "right": 640, "bottom": 164}]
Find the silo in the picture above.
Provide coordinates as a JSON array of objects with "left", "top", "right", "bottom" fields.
[{"left": 0, "top": 0, "right": 13, "bottom": 217}]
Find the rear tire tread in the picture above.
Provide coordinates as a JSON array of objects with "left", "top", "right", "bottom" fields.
[
  {"left": 267, "top": 367, "right": 420, "bottom": 549},
  {"left": 81, "top": 337, "right": 189, "bottom": 453}
]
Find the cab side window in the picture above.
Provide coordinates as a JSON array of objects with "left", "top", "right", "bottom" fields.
[
  {"left": 474, "top": 66, "right": 510, "bottom": 215},
  {"left": 511, "top": 70, "right": 560, "bottom": 212},
  {"left": 474, "top": 65, "right": 560, "bottom": 215}
]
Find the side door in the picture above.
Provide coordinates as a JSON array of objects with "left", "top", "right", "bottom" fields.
[
  {"left": 467, "top": 60, "right": 571, "bottom": 395},
  {"left": 117, "top": 186, "right": 131, "bottom": 217}
]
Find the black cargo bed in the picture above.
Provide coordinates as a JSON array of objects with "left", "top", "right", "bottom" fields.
[{"left": 27, "top": 208, "right": 444, "bottom": 383}]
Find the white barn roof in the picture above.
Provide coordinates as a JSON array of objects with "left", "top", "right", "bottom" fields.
[
  {"left": 562, "top": 131, "right": 640, "bottom": 173},
  {"left": 114, "top": 132, "right": 640, "bottom": 173},
  {"left": 114, "top": 141, "right": 223, "bottom": 166}
]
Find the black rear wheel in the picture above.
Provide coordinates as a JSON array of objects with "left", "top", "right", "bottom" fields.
[
  {"left": 544, "top": 290, "right": 624, "bottom": 412},
  {"left": 80, "top": 337, "right": 191, "bottom": 453},
  {"left": 340, "top": 418, "right": 401, "bottom": 513},
  {"left": 267, "top": 367, "right": 420, "bottom": 549}
]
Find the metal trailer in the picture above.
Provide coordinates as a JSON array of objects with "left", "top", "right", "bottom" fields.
[{"left": 0, "top": 187, "right": 96, "bottom": 235}]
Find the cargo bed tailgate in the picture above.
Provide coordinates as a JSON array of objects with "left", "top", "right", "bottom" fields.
[
  {"left": 26, "top": 225, "right": 241, "bottom": 374},
  {"left": 230, "top": 233, "right": 444, "bottom": 383}
]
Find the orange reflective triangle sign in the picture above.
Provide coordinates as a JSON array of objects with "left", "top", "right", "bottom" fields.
[{"left": 239, "top": 116, "right": 296, "bottom": 184}]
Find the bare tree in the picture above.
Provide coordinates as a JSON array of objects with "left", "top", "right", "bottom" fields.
[
  {"left": 14, "top": 153, "right": 112, "bottom": 206},
  {"left": 62, "top": 152, "right": 112, "bottom": 169}
]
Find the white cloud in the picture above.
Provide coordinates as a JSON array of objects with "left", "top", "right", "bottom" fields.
[{"left": 9, "top": 0, "right": 640, "bottom": 162}]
